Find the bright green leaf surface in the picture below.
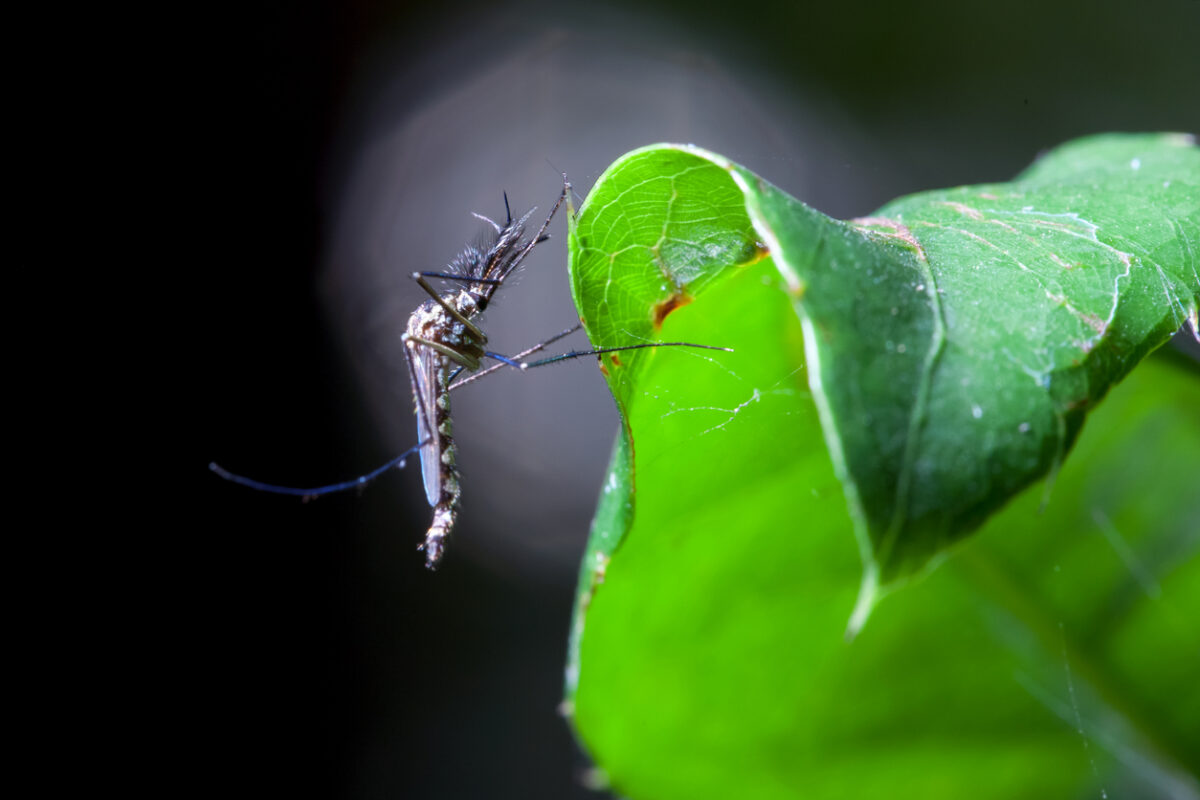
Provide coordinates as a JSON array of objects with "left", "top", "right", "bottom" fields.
[{"left": 565, "top": 136, "right": 1200, "bottom": 799}]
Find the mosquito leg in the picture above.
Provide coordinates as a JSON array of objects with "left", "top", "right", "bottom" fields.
[
  {"left": 403, "top": 334, "right": 482, "bottom": 371},
  {"left": 210, "top": 443, "right": 424, "bottom": 498},
  {"left": 449, "top": 323, "right": 582, "bottom": 390},
  {"left": 484, "top": 352, "right": 524, "bottom": 368},
  {"left": 497, "top": 176, "right": 569, "bottom": 278},
  {"left": 533, "top": 176, "right": 569, "bottom": 242},
  {"left": 418, "top": 271, "right": 501, "bottom": 286},
  {"left": 517, "top": 341, "right": 733, "bottom": 370},
  {"left": 411, "top": 274, "right": 488, "bottom": 343},
  {"left": 449, "top": 364, "right": 506, "bottom": 390}
]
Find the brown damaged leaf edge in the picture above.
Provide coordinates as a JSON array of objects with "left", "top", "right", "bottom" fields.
[
  {"left": 650, "top": 242, "right": 765, "bottom": 329},
  {"left": 579, "top": 552, "right": 610, "bottom": 614},
  {"left": 745, "top": 240, "right": 771, "bottom": 266},
  {"left": 652, "top": 291, "right": 693, "bottom": 328}
]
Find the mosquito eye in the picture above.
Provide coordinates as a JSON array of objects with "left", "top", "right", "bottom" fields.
[{"left": 477, "top": 297, "right": 489, "bottom": 310}]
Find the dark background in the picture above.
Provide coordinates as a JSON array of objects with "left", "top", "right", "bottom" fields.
[{"left": 197, "top": 1, "right": 1198, "bottom": 797}]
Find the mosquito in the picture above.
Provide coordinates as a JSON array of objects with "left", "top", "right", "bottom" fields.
[{"left": 211, "top": 175, "right": 731, "bottom": 567}]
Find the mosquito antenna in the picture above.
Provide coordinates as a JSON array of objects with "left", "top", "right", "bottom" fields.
[{"left": 210, "top": 443, "right": 423, "bottom": 498}]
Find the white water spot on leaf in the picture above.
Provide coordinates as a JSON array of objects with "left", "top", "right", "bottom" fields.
[
  {"left": 1130, "top": 157, "right": 1142, "bottom": 171},
  {"left": 971, "top": 404, "right": 983, "bottom": 419}
]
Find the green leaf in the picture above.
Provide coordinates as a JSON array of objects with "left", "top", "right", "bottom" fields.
[
  {"left": 570, "top": 134, "right": 1199, "bottom": 618},
  {"left": 565, "top": 135, "right": 1200, "bottom": 799}
]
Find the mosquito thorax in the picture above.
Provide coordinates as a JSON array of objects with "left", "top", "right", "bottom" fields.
[
  {"left": 405, "top": 299, "right": 442, "bottom": 339},
  {"left": 454, "top": 290, "right": 483, "bottom": 315}
]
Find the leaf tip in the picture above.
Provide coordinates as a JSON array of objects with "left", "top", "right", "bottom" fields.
[{"left": 845, "top": 566, "right": 880, "bottom": 640}]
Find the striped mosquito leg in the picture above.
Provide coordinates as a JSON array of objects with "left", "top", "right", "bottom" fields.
[{"left": 420, "top": 380, "right": 462, "bottom": 568}]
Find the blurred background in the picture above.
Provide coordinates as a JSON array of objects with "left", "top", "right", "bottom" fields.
[{"left": 199, "top": 1, "right": 1198, "bottom": 797}]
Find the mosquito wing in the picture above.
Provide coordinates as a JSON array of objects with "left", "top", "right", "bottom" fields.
[{"left": 405, "top": 343, "right": 442, "bottom": 507}]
